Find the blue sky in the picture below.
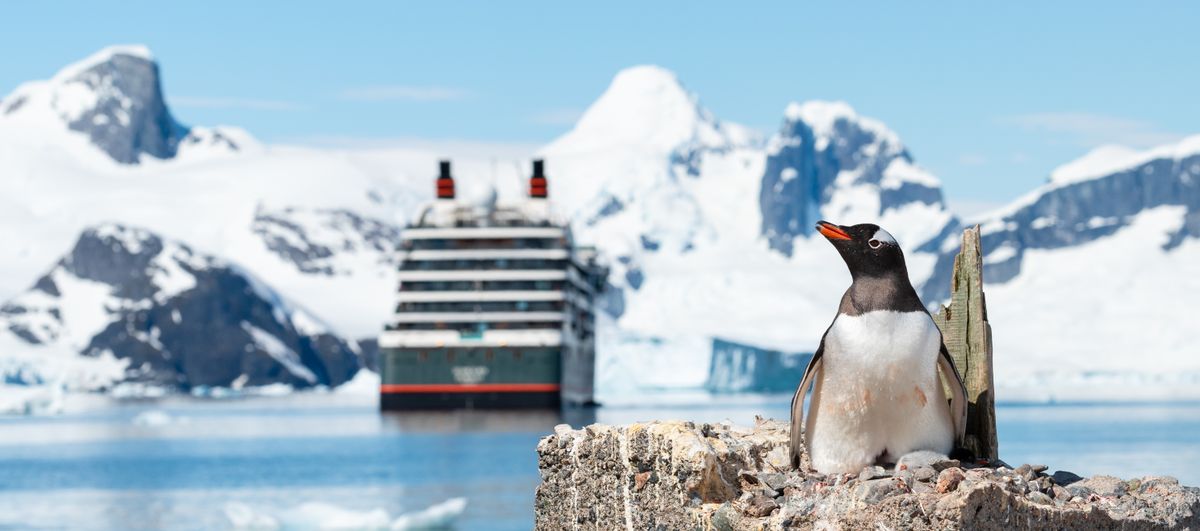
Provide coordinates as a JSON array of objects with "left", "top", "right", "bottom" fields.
[{"left": 2, "top": 1, "right": 1198, "bottom": 214}]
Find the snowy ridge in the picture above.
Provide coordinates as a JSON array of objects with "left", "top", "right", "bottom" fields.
[
  {"left": 1050, "top": 135, "right": 1200, "bottom": 186},
  {"left": 49, "top": 45, "right": 155, "bottom": 82}
]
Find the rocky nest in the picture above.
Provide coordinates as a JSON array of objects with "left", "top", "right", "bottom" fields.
[{"left": 535, "top": 418, "right": 1200, "bottom": 530}]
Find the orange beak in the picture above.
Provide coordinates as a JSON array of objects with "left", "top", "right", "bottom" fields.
[{"left": 816, "top": 221, "right": 851, "bottom": 241}]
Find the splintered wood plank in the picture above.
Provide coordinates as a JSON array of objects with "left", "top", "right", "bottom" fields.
[{"left": 934, "top": 226, "right": 999, "bottom": 462}]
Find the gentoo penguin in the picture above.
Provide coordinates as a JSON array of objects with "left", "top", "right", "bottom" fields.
[{"left": 789, "top": 221, "right": 967, "bottom": 475}]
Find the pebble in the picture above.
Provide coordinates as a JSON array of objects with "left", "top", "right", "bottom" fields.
[
  {"left": 913, "top": 466, "right": 937, "bottom": 482},
  {"left": 859, "top": 465, "right": 888, "bottom": 481},
  {"left": 1015, "top": 463, "right": 1038, "bottom": 482},
  {"left": 712, "top": 502, "right": 737, "bottom": 531},
  {"left": 936, "top": 467, "right": 966, "bottom": 494},
  {"left": 1035, "top": 476, "right": 1054, "bottom": 492},
  {"left": 758, "top": 472, "right": 788, "bottom": 492},
  {"left": 853, "top": 478, "right": 902, "bottom": 504},
  {"left": 1026, "top": 491, "right": 1054, "bottom": 505},
  {"left": 1051, "top": 485, "right": 1072, "bottom": 500},
  {"left": 741, "top": 495, "right": 779, "bottom": 517}
]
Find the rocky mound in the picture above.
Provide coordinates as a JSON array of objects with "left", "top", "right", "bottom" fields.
[{"left": 535, "top": 419, "right": 1200, "bottom": 530}]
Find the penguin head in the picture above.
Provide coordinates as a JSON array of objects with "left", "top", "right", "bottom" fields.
[{"left": 815, "top": 220, "right": 908, "bottom": 279}]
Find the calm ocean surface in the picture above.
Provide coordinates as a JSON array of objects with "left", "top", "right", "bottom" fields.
[{"left": 0, "top": 393, "right": 1197, "bottom": 530}]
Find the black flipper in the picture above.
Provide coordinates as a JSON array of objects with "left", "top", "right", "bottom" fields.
[
  {"left": 789, "top": 325, "right": 831, "bottom": 469},
  {"left": 937, "top": 340, "right": 969, "bottom": 445}
]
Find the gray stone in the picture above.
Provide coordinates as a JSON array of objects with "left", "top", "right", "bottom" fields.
[
  {"left": 758, "top": 472, "right": 788, "bottom": 492},
  {"left": 1026, "top": 491, "right": 1054, "bottom": 505},
  {"left": 858, "top": 465, "right": 888, "bottom": 481},
  {"left": 1051, "top": 485, "right": 1072, "bottom": 500},
  {"left": 1074, "top": 475, "right": 1129, "bottom": 497},
  {"left": 711, "top": 502, "right": 737, "bottom": 531},
  {"left": 912, "top": 465, "right": 937, "bottom": 482},
  {"left": 741, "top": 495, "right": 778, "bottom": 517},
  {"left": 853, "top": 478, "right": 903, "bottom": 504}
]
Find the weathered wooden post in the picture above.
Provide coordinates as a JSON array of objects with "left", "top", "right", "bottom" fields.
[{"left": 933, "top": 225, "right": 999, "bottom": 462}]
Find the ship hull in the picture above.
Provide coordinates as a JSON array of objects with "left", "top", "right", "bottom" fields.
[
  {"left": 380, "top": 387, "right": 561, "bottom": 410},
  {"left": 378, "top": 347, "right": 584, "bottom": 411}
]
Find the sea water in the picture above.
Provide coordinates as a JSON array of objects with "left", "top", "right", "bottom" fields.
[{"left": 0, "top": 393, "right": 1197, "bottom": 530}]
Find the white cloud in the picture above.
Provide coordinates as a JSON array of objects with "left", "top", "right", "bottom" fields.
[
  {"left": 338, "top": 85, "right": 470, "bottom": 102},
  {"left": 169, "top": 96, "right": 302, "bottom": 111},
  {"left": 1000, "top": 112, "right": 1183, "bottom": 148},
  {"left": 528, "top": 108, "right": 583, "bottom": 126}
]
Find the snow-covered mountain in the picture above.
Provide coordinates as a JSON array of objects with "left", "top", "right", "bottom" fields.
[
  {"left": 0, "top": 45, "right": 251, "bottom": 164},
  {"left": 0, "top": 224, "right": 361, "bottom": 392},
  {"left": 920, "top": 137, "right": 1200, "bottom": 400},
  {"left": 539, "top": 67, "right": 958, "bottom": 392}
]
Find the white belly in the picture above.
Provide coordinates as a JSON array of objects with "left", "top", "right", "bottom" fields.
[{"left": 806, "top": 310, "right": 954, "bottom": 474}]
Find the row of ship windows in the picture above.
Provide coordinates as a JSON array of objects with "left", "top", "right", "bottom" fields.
[
  {"left": 385, "top": 321, "right": 562, "bottom": 331},
  {"left": 399, "top": 259, "right": 567, "bottom": 271},
  {"left": 393, "top": 348, "right": 557, "bottom": 363},
  {"left": 402, "top": 238, "right": 566, "bottom": 251},
  {"left": 395, "top": 301, "right": 565, "bottom": 313},
  {"left": 400, "top": 280, "right": 566, "bottom": 291}
]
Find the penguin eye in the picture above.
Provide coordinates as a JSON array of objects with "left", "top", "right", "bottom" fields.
[{"left": 868, "top": 239, "right": 882, "bottom": 249}]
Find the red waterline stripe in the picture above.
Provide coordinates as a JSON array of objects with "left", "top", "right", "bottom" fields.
[{"left": 380, "top": 383, "right": 561, "bottom": 394}]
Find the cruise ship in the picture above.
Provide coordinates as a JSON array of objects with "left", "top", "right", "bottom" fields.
[{"left": 378, "top": 160, "right": 606, "bottom": 410}]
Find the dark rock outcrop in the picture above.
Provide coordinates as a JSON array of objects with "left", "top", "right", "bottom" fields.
[
  {"left": 0, "top": 224, "right": 362, "bottom": 390},
  {"left": 252, "top": 206, "right": 402, "bottom": 276},
  {"left": 59, "top": 51, "right": 186, "bottom": 164},
  {"left": 760, "top": 103, "right": 954, "bottom": 256}
]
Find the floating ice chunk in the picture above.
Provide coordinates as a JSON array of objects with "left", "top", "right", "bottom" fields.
[
  {"left": 222, "top": 498, "right": 467, "bottom": 530},
  {"left": 282, "top": 502, "right": 391, "bottom": 529},
  {"left": 224, "top": 502, "right": 281, "bottom": 530},
  {"left": 131, "top": 409, "right": 181, "bottom": 426},
  {"left": 0, "top": 384, "right": 64, "bottom": 416},
  {"left": 335, "top": 369, "right": 381, "bottom": 396},
  {"left": 390, "top": 497, "right": 468, "bottom": 530}
]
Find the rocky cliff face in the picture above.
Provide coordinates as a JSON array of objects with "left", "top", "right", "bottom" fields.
[
  {"left": 535, "top": 419, "right": 1200, "bottom": 530},
  {"left": 252, "top": 205, "right": 402, "bottom": 276},
  {"left": 760, "top": 102, "right": 957, "bottom": 257},
  {"left": 0, "top": 224, "right": 362, "bottom": 391},
  {"left": 0, "top": 45, "right": 244, "bottom": 164}
]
